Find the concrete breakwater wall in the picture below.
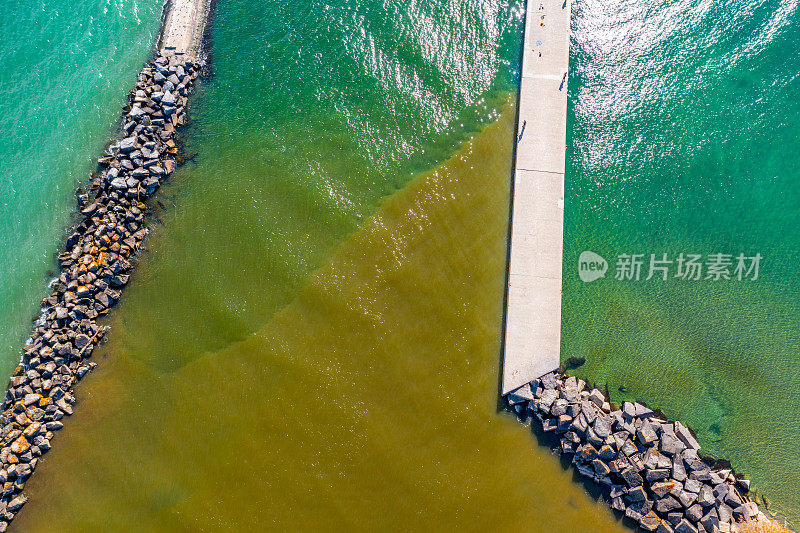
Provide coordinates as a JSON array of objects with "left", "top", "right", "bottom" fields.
[
  {"left": 506, "top": 373, "right": 773, "bottom": 533},
  {"left": 0, "top": 54, "right": 201, "bottom": 529}
]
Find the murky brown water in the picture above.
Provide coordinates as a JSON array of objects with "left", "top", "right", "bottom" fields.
[{"left": 15, "top": 100, "right": 625, "bottom": 532}]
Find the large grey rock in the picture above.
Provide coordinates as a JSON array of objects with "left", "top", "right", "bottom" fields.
[
  {"left": 655, "top": 496, "right": 681, "bottom": 513},
  {"left": 686, "top": 503, "right": 704, "bottom": 522},
  {"left": 581, "top": 401, "right": 598, "bottom": 423},
  {"left": 598, "top": 444, "right": 616, "bottom": 461},
  {"left": 45, "top": 420, "right": 64, "bottom": 431},
  {"left": 683, "top": 478, "right": 702, "bottom": 494},
  {"left": 110, "top": 177, "right": 128, "bottom": 190},
  {"left": 626, "top": 485, "right": 647, "bottom": 502},
  {"left": 560, "top": 439, "right": 576, "bottom": 454},
  {"left": 666, "top": 512, "right": 684, "bottom": 526},
  {"left": 700, "top": 508, "right": 719, "bottom": 531},
  {"left": 507, "top": 383, "right": 534, "bottom": 404},
  {"left": 557, "top": 414, "right": 573, "bottom": 433},
  {"left": 592, "top": 458, "right": 611, "bottom": 476},
  {"left": 161, "top": 91, "right": 176, "bottom": 106},
  {"left": 651, "top": 480, "right": 676, "bottom": 498},
  {"left": 118, "top": 136, "right": 137, "bottom": 152},
  {"left": 575, "top": 463, "right": 595, "bottom": 480},
  {"left": 629, "top": 452, "right": 645, "bottom": 472},
  {"left": 643, "top": 448, "right": 659, "bottom": 469},
  {"left": 697, "top": 484, "right": 715, "bottom": 507},
  {"left": 588, "top": 388, "right": 604, "bottom": 407},
  {"left": 7, "top": 495, "right": 27, "bottom": 512},
  {"left": 570, "top": 412, "right": 588, "bottom": 434},
  {"left": 723, "top": 486, "right": 742, "bottom": 507},
  {"left": 140, "top": 147, "right": 157, "bottom": 159},
  {"left": 586, "top": 427, "right": 603, "bottom": 448},
  {"left": 687, "top": 461, "right": 712, "bottom": 481},
  {"left": 623, "top": 402, "right": 636, "bottom": 419},
  {"left": 562, "top": 387, "right": 579, "bottom": 403},
  {"left": 131, "top": 166, "right": 149, "bottom": 178},
  {"left": 620, "top": 439, "right": 637, "bottom": 456},
  {"left": 656, "top": 522, "right": 675, "bottom": 533},
  {"left": 639, "top": 511, "right": 663, "bottom": 532},
  {"left": 540, "top": 373, "right": 558, "bottom": 389},
  {"left": 674, "top": 421, "right": 700, "bottom": 451},
  {"left": 626, "top": 500, "right": 652, "bottom": 521},
  {"left": 551, "top": 398, "right": 568, "bottom": 416},
  {"left": 575, "top": 443, "right": 598, "bottom": 463},
  {"left": 594, "top": 416, "right": 612, "bottom": 438},
  {"left": 672, "top": 457, "right": 688, "bottom": 482},
  {"left": 611, "top": 496, "right": 625, "bottom": 512},
  {"left": 736, "top": 477, "right": 751, "bottom": 492},
  {"left": 610, "top": 485, "right": 626, "bottom": 498},
  {"left": 540, "top": 388, "right": 557, "bottom": 409},
  {"left": 634, "top": 403, "right": 654, "bottom": 418},
  {"left": 733, "top": 502, "right": 758, "bottom": 520},
  {"left": 659, "top": 433, "right": 686, "bottom": 456},
  {"left": 646, "top": 468, "right": 670, "bottom": 482},
  {"left": 74, "top": 334, "right": 90, "bottom": 350},
  {"left": 620, "top": 467, "right": 643, "bottom": 487},
  {"left": 678, "top": 489, "right": 698, "bottom": 508},
  {"left": 674, "top": 519, "right": 697, "bottom": 533},
  {"left": 717, "top": 502, "right": 733, "bottom": 524},
  {"left": 637, "top": 422, "right": 659, "bottom": 446}
]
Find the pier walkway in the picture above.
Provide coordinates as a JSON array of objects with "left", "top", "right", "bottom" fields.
[
  {"left": 159, "top": 0, "right": 213, "bottom": 60},
  {"left": 502, "top": 0, "right": 570, "bottom": 394}
]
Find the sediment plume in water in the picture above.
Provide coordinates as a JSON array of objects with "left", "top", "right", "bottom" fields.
[{"left": 14, "top": 98, "right": 626, "bottom": 532}]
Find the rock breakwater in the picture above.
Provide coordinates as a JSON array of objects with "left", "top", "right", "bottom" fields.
[
  {"left": 0, "top": 54, "right": 201, "bottom": 530},
  {"left": 507, "top": 372, "right": 774, "bottom": 533}
]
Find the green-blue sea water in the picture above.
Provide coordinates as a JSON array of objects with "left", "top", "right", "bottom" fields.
[
  {"left": 0, "top": 0, "right": 164, "bottom": 376},
  {"left": 0, "top": 0, "right": 797, "bottom": 530},
  {"left": 565, "top": 0, "right": 800, "bottom": 523}
]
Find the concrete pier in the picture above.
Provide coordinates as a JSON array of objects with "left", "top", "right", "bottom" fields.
[
  {"left": 501, "top": 0, "right": 570, "bottom": 394},
  {"left": 159, "top": 0, "right": 213, "bottom": 60}
]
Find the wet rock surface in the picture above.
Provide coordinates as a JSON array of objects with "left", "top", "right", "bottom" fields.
[
  {"left": 507, "top": 372, "right": 771, "bottom": 533},
  {"left": 0, "top": 54, "right": 202, "bottom": 529}
]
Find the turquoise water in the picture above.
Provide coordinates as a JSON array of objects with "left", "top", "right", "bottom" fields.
[
  {"left": 0, "top": 0, "right": 163, "bottom": 377},
  {"left": 565, "top": 0, "right": 800, "bottom": 523}
]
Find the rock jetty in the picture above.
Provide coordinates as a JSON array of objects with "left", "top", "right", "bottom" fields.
[
  {"left": 0, "top": 54, "right": 201, "bottom": 530},
  {"left": 506, "top": 372, "right": 772, "bottom": 533}
]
